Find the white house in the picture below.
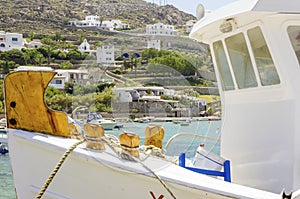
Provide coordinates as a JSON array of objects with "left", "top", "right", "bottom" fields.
[
  {"left": 96, "top": 45, "right": 115, "bottom": 66},
  {"left": 49, "top": 73, "right": 67, "bottom": 90},
  {"left": 49, "top": 69, "right": 90, "bottom": 89},
  {"left": 100, "top": 20, "right": 114, "bottom": 31},
  {"left": 145, "top": 23, "right": 180, "bottom": 36},
  {"left": 71, "top": 15, "right": 101, "bottom": 27},
  {"left": 114, "top": 86, "right": 175, "bottom": 103},
  {"left": 25, "top": 40, "right": 43, "bottom": 49},
  {"left": 49, "top": 69, "right": 89, "bottom": 89},
  {"left": 78, "top": 39, "right": 91, "bottom": 53},
  {"left": 69, "top": 16, "right": 129, "bottom": 31},
  {"left": 55, "top": 69, "right": 89, "bottom": 84},
  {"left": 85, "top": 15, "right": 99, "bottom": 21},
  {"left": 0, "top": 31, "right": 24, "bottom": 51},
  {"left": 15, "top": 66, "right": 93, "bottom": 89},
  {"left": 147, "top": 40, "right": 161, "bottom": 50}
]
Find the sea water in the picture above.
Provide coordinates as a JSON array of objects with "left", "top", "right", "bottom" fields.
[
  {"left": 0, "top": 120, "right": 221, "bottom": 199},
  {"left": 109, "top": 120, "right": 222, "bottom": 158},
  {"left": 0, "top": 154, "right": 16, "bottom": 199}
]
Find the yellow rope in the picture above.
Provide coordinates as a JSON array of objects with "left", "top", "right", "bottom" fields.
[{"left": 35, "top": 139, "right": 85, "bottom": 199}]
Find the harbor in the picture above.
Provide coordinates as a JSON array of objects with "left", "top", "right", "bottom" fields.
[
  {"left": 1, "top": 119, "right": 222, "bottom": 199},
  {"left": 2, "top": 0, "right": 300, "bottom": 198}
]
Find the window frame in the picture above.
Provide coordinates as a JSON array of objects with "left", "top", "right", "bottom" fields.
[{"left": 211, "top": 23, "right": 280, "bottom": 92}]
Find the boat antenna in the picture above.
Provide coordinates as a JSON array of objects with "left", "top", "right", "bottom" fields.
[{"left": 196, "top": 3, "right": 205, "bottom": 20}]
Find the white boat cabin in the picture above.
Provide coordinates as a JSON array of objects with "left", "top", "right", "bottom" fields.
[{"left": 190, "top": 0, "right": 300, "bottom": 194}]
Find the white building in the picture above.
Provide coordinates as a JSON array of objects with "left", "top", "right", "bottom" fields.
[
  {"left": 101, "top": 20, "right": 128, "bottom": 31},
  {"left": 54, "top": 69, "right": 89, "bottom": 84},
  {"left": 49, "top": 73, "right": 67, "bottom": 90},
  {"left": 49, "top": 69, "right": 90, "bottom": 89},
  {"left": 69, "top": 16, "right": 129, "bottom": 31},
  {"left": 78, "top": 39, "right": 91, "bottom": 53},
  {"left": 70, "top": 15, "right": 101, "bottom": 27},
  {"left": 145, "top": 23, "right": 180, "bottom": 36},
  {"left": 96, "top": 45, "right": 115, "bottom": 66},
  {"left": 114, "top": 87, "right": 175, "bottom": 103},
  {"left": 110, "top": 20, "right": 130, "bottom": 30},
  {"left": 85, "top": 15, "right": 99, "bottom": 21},
  {"left": 0, "top": 31, "right": 24, "bottom": 51},
  {"left": 25, "top": 40, "right": 43, "bottom": 49},
  {"left": 147, "top": 40, "right": 161, "bottom": 50},
  {"left": 15, "top": 66, "right": 93, "bottom": 89}
]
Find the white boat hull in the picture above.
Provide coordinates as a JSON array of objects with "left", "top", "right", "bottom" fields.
[
  {"left": 90, "top": 120, "right": 117, "bottom": 130},
  {"left": 8, "top": 129, "right": 280, "bottom": 199}
]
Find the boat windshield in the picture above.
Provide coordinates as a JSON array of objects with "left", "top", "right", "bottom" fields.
[
  {"left": 287, "top": 26, "right": 300, "bottom": 66},
  {"left": 87, "top": 112, "right": 103, "bottom": 121},
  {"left": 213, "top": 26, "right": 280, "bottom": 91}
]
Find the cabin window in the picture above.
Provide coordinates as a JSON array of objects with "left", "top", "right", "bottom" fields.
[
  {"left": 213, "top": 41, "right": 235, "bottom": 91},
  {"left": 55, "top": 80, "right": 62, "bottom": 84},
  {"left": 248, "top": 27, "right": 280, "bottom": 86},
  {"left": 225, "top": 33, "right": 258, "bottom": 89},
  {"left": 287, "top": 26, "right": 300, "bottom": 66}
]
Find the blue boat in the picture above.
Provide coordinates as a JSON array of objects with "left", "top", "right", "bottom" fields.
[{"left": 0, "top": 143, "right": 8, "bottom": 155}]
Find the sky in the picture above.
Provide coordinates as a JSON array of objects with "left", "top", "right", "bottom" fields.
[{"left": 144, "top": 0, "right": 238, "bottom": 15}]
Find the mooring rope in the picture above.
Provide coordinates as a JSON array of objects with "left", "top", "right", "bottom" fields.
[
  {"left": 35, "top": 139, "right": 86, "bottom": 199},
  {"left": 36, "top": 135, "right": 176, "bottom": 199},
  {"left": 130, "top": 153, "right": 177, "bottom": 199},
  {"left": 93, "top": 136, "right": 177, "bottom": 199}
]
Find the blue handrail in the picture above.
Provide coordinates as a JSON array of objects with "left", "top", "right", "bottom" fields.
[{"left": 178, "top": 153, "right": 231, "bottom": 182}]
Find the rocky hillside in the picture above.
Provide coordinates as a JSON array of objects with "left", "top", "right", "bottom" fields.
[{"left": 0, "top": 0, "right": 196, "bottom": 35}]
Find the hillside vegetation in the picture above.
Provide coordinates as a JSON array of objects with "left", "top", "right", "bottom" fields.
[{"left": 0, "top": 0, "right": 196, "bottom": 36}]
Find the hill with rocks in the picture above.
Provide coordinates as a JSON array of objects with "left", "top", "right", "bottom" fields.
[{"left": 0, "top": 0, "right": 197, "bottom": 36}]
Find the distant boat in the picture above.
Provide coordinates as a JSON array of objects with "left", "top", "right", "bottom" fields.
[
  {"left": 0, "top": 143, "right": 8, "bottom": 155},
  {"left": 0, "top": 128, "right": 7, "bottom": 144},
  {"left": 87, "top": 112, "right": 118, "bottom": 130}
]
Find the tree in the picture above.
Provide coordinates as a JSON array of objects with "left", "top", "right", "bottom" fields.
[
  {"left": 2, "top": 49, "right": 25, "bottom": 65},
  {"left": 45, "top": 86, "right": 61, "bottom": 98},
  {"left": 52, "top": 32, "right": 63, "bottom": 41},
  {"left": 23, "top": 50, "right": 31, "bottom": 65},
  {"left": 60, "top": 61, "right": 73, "bottom": 69},
  {"left": 0, "top": 59, "right": 17, "bottom": 73},
  {"left": 67, "top": 49, "right": 83, "bottom": 60},
  {"left": 64, "top": 82, "right": 74, "bottom": 95},
  {"left": 95, "top": 41, "right": 103, "bottom": 47},
  {"left": 22, "top": 48, "right": 44, "bottom": 65},
  {"left": 38, "top": 45, "right": 53, "bottom": 66},
  {"left": 142, "top": 48, "right": 159, "bottom": 60},
  {"left": 148, "top": 51, "right": 196, "bottom": 76},
  {"left": 96, "top": 82, "right": 115, "bottom": 93},
  {"left": 28, "top": 32, "right": 35, "bottom": 41},
  {"left": 79, "top": 33, "right": 85, "bottom": 44},
  {"left": 34, "top": 53, "right": 46, "bottom": 65}
]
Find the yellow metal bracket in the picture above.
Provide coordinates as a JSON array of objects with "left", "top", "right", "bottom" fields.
[{"left": 4, "top": 71, "right": 70, "bottom": 137}]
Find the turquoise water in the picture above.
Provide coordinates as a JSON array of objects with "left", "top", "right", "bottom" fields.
[
  {"left": 0, "top": 154, "right": 16, "bottom": 199},
  {"left": 0, "top": 120, "right": 221, "bottom": 198},
  {"left": 108, "top": 120, "right": 222, "bottom": 158}
]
